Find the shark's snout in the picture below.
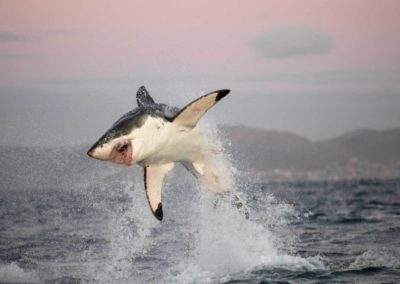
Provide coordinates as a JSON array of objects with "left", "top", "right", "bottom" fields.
[
  {"left": 87, "top": 141, "right": 103, "bottom": 159},
  {"left": 86, "top": 142, "right": 109, "bottom": 161},
  {"left": 87, "top": 146, "right": 96, "bottom": 158}
]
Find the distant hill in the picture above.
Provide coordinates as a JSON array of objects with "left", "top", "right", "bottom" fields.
[
  {"left": 1, "top": 126, "right": 399, "bottom": 189},
  {"left": 219, "top": 125, "right": 400, "bottom": 181},
  {"left": 220, "top": 126, "right": 323, "bottom": 171},
  {"left": 316, "top": 128, "right": 400, "bottom": 165}
]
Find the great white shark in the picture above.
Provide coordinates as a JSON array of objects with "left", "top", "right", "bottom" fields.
[{"left": 87, "top": 86, "right": 248, "bottom": 220}]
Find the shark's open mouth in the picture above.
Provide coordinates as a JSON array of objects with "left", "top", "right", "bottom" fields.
[{"left": 109, "top": 141, "right": 133, "bottom": 165}]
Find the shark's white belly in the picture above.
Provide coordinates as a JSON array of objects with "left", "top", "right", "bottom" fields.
[
  {"left": 136, "top": 121, "right": 231, "bottom": 194},
  {"left": 135, "top": 119, "right": 208, "bottom": 166}
]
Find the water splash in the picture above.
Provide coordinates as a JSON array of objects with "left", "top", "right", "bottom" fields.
[
  {"left": 160, "top": 125, "right": 326, "bottom": 283},
  {"left": 92, "top": 177, "right": 161, "bottom": 283}
]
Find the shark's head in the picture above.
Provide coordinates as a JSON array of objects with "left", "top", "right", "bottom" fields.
[
  {"left": 87, "top": 86, "right": 175, "bottom": 166},
  {"left": 87, "top": 135, "right": 133, "bottom": 165},
  {"left": 87, "top": 108, "right": 150, "bottom": 165}
]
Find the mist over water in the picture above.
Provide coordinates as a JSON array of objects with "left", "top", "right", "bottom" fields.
[{"left": 1, "top": 125, "right": 399, "bottom": 283}]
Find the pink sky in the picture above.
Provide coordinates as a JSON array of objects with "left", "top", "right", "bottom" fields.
[
  {"left": 1, "top": 0, "right": 399, "bottom": 85},
  {"left": 1, "top": 0, "right": 400, "bottom": 144}
]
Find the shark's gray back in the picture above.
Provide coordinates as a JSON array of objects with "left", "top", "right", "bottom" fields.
[
  {"left": 97, "top": 102, "right": 179, "bottom": 147},
  {"left": 113, "top": 103, "right": 179, "bottom": 128}
]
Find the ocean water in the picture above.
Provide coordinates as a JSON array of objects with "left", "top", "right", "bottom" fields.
[
  {"left": 1, "top": 176, "right": 399, "bottom": 283},
  {"left": 1, "top": 122, "right": 399, "bottom": 284}
]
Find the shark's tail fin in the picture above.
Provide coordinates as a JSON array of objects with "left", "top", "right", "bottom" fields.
[
  {"left": 181, "top": 156, "right": 231, "bottom": 194},
  {"left": 231, "top": 193, "right": 250, "bottom": 219},
  {"left": 182, "top": 155, "right": 250, "bottom": 219},
  {"left": 212, "top": 192, "right": 250, "bottom": 219}
]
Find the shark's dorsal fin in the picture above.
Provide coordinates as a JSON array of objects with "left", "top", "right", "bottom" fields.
[
  {"left": 144, "top": 162, "right": 175, "bottom": 221},
  {"left": 137, "top": 86, "right": 155, "bottom": 107},
  {"left": 171, "top": 89, "right": 229, "bottom": 128}
]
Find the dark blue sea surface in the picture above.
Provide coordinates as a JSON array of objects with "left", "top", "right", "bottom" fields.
[{"left": 0, "top": 178, "right": 399, "bottom": 283}]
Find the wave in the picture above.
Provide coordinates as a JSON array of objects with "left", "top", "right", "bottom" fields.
[
  {"left": 349, "top": 248, "right": 400, "bottom": 270},
  {"left": 0, "top": 262, "right": 40, "bottom": 283}
]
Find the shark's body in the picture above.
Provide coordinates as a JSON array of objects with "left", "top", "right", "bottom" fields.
[{"left": 87, "top": 86, "right": 247, "bottom": 220}]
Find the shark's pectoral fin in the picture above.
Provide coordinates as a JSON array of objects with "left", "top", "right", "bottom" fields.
[
  {"left": 144, "top": 162, "right": 174, "bottom": 221},
  {"left": 171, "top": 89, "right": 230, "bottom": 129}
]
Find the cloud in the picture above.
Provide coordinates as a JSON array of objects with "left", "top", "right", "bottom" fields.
[
  {"left": 39, "top": 28, "right": 82, "bottom": 37},
  {"left": 0, "top": 29, "right": 80, "bottom": 43},
  {"left": 246, "top": 70, "right": 391, "bottom": 85},
  {"left": 240, "top": 69, "right": 400, "bottom": 96},
  {"left": 250, "top": 25, "right": 334, "bottom": 59},
  {"left": 245, "top": 69, "right": 400, "bottom": 89},
  {"left": 0, "top": 54, "right": 33, "bottom": 60},
  {"left": 0, "top": 31, "right": 28, "bottom": 41}
]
